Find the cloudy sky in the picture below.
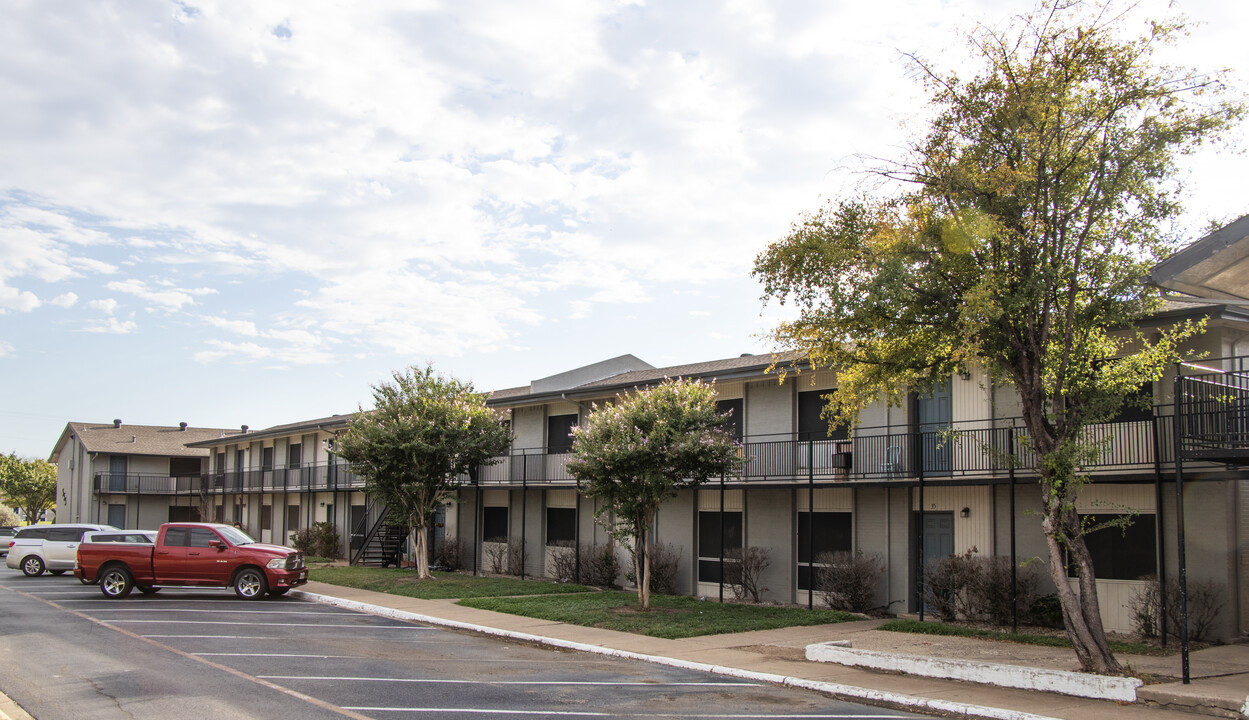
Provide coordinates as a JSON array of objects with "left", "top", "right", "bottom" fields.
[{"left": 1, "top": 0, "right": 1245, "bottom": 459}]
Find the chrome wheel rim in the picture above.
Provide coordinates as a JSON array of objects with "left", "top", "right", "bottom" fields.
[
  {"left": 237, "top": 572, "right": 262, "bottom": 597},
  {"left": 22, "top": 557, "right": 41, "bottom": 575},
  {"left": 101, "top": 571, "right": 126, "bottom": 596}
]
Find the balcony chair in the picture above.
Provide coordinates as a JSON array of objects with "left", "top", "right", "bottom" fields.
[{"left": 879, "top": 445, "right": 902, "bottom": 479}]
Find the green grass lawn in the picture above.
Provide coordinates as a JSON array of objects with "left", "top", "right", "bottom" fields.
[
  {"left": 878, "top": 619, "right": 1167, "bottom": 655},
  {"left": 310, "top": 566, "right": 593, "bottom": 599},
  {"left": 459, "top": 591, "right": 861, "bottom": 639}
]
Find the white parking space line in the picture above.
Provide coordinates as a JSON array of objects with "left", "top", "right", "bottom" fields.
[
  {"left": 87, "top": 608, "right": 361, "bottom": 616},
  {"left": 261, "top": 676, "right": 760, "bottom": 687},
  {"left": 101, "top": 619, "right": 430, "bottom": 628},
  {"left": 196, "top": 653, "right": 361, "bottom": 659},
  {"left": 145, "top": 635, "right": 271, "bottom": 639},
  {"left": 344, "top": 709, "right": 912, "bottom": 718}
]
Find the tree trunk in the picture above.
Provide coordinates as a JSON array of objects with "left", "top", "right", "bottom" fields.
[
  {"left": 1040, "top": 485, "right": 1121, "bottom": 674},
  {"left": 640, "top": 534, "right": 652, "bottom": 610},
  {"left": 411, "top": 517, "right": 432, "bottom": 580}
]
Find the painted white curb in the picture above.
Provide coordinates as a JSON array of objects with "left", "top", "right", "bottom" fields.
[
  {"left": 806, "top": 642, "right": 1142, "bottom": 702},
  {"left": 292, "top": 590, "right": 1062, "bottom": 720}
]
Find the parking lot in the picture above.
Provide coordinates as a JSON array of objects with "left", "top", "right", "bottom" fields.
[{"left": 0, "top": 571, "right": 917, "bottom": 719}]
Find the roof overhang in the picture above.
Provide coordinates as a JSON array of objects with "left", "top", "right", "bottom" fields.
[{"left": 1148, "top": 215, "right": 1249, "bottom": 301}]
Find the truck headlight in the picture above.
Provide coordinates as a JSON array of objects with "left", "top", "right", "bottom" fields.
[{"left": 266, "top": 558, "right": 286, "bottom": 569}]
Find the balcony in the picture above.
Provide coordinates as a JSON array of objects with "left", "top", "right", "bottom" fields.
[
  {"left": 93, "top": 461, "right": 365, "bottom": 496},
  {"left": 470, "top": 410, "right": 1196, "bottom": 488}
]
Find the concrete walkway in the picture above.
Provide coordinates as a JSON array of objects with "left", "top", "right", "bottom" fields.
[{"left": 293, "top": 581, "right": 1249, "bottom": 720}]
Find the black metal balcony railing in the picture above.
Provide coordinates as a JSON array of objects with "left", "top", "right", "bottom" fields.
[
  {"left": 93, "top": 403, "right": 1236, "bottom": 497},
  {"left": 1174, "top": 360, "right": 1249, "bottom": 461},
  {"left": 93, "top": 461, "right": 366, "bottom": 496}
]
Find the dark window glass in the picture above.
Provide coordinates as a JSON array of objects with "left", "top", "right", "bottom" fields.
[
  {"left": 15, "top": 527, "right": 47, "bottom": 540},
  {"left": 288, "top": 443, "right": 302, "bottom": 468},
  {"left": 261, "top": 505, "right": 273, "bottom": 531},
  {"left": 546, "top": 414, "right": 578, "bottom": 454},
  {"left": 799, "top": 390, "right": 848, "bottom": 441},
  {"left": 49, "top": 527, "right": 85, "bottom": 542},
  {"left": 546, "top": 507, "right": 576, "bottom": 546},
  {"left": 797, "top": 512, "right": 853, "bottom": 590},
  {"left": 483, "top": 506, "right": 509, "bottom": 542},
  {"left": 1072, "top": 514, "right": 1157, "bottom": 580},
  {"left": 216, "top": 452, "right": 225, "bottom": 475},
  {"left": 261, "top": 447, "right": 274, "bottom": 471},
  {"left": 716, "top": 399, "right": 744, "bottom": 441},
  {"left": 168, "top": 506, "right": 200, "bottom": 523},
  {"left": 169, "top": 457, "right": 200, "bottom": 477},
  {"left": 697, "top": 511, "right": 743, "bottom": 583},
  {"left": 797, "top": 512, "right": 852, "bottom": 562},
  {"left": 163, "top": 528, "right": 190, "bottom": 547},
  {"left": 189, "top": 528, "right": 220, "bottom": 548},
  {"left": 1109, "top": 383, "right": 1155, "bottom": 423},
  {"left": 287, "top": 505, "right": 300, "bottom": 530}
]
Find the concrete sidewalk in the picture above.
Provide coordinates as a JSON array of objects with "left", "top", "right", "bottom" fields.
[{"left": 292, "top": 581, "right": 1249, "bottom": 720}]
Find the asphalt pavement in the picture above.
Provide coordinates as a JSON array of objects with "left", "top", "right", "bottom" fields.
[{"left": 290, "top": 580, "right": 1249, "bottom": 720}]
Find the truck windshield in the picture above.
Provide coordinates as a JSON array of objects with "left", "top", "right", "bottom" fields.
[{"left": 219, "top": 526, "right": 255, "bottom": 545}]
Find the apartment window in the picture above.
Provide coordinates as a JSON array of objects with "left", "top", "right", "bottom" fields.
[
  {"left": 288, "top": 443, "right": 302, "bottom": 468},
  {"left": 717, "top": 399, "right": 743, "bottom": 442},
  {"left": 1071, "top": 514, "right": 1157, "bottom": 581},
  {"left": 215, "top": 452, "right": 225, "bottom": 475},
  {"left": 483, "top": 507, "right": 509, "bottom": 543},
  {"left": 1108, "top": 382, "right": 1155, "bottom": 423},
  {"left": 797, "top": 512, "right": 852, "bottom": 590},
  {"left": 799, "top": 390, "right": 848, "bottom": 441},
  {"left": 261, "top": 447, "right": 274, "bottom": 472},
  {"left": 287, "top": 504, "right": 300, "bottom": 531},
  {"left": 697, "top": 511, "right": 742, "bottom": 583},
  {"left": 170, "top": 457, "right": 200, "bottom": 477},
  {"left": 547, "top": 414, "right": 577, "bottom": 454},
  {"left": 260, "top": 505, "right": 272, "bottom": 531},
  {"left": 546, "top": 507, "right": 576, "bottom": 546},
  {"left": 169, "top": 506, "right": 200, "bottom": 523}
]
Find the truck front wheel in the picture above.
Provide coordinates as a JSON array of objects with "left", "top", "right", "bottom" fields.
[
  {"left": 234, "top": 568, "right": 268, "bottom": 600},
  {"left": 99, "top": 566, "right": 134, "bottom": 599}
]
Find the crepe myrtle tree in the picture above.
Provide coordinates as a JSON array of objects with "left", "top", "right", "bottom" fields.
[
  {"left": 753, "top": 1, "right": 1240, "bottom": 673},
  {"left": 0, "top": 453, "right": 57, "bottom": 525},
  {"left": 567, "top": 378, "right": 745, "bottom": 609},
  {"left": 336, "top": 365, "right": 511, "bottom": 579}
]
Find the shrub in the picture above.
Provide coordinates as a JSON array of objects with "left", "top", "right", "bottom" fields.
[
  {"left": 0, "top": 506, "right": 18, "bottom": 526},
  {"left": 580, "top": 543, "right": 622, "bottom": 588},
  {"left": 626, "top": 541, "right": 681, "bottom": 595},
  {"left": 1128, "top": 576, "right": 1226, "bottom": 642},
  {"left": 432, "top": 537, "right": 463, "bottom": 571},
  {"left": 724, "top": 546, "right": 771, "bottom": 603},
  {"left": 1029, "top": 594, "right": 1064, "bottom": 628},
  {"left": 484, "top": 539, "right": 528, "bottom": 575},
  {"left": 966, "top": 556, "right": 1043, "bottom": 625},
  {"left": 922, "top": 551, "right": 979, "bottom": 622},
  {"left": 548, "top": 542, "right": 578, "bottom": 583},
  {"left": 814, "top": 551, "right": 884, "bottom": 612},
  {"left": 290, "top": 522, "right": 341, "bottom": 559}
]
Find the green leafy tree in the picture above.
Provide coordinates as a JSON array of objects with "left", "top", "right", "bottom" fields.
[
  {"left": 567, "top": 378, "right": 745, "bottom": 609},
  {"left": 336, "top": 366, "right": 511, "bottom": 579},
  {"left": 0, "top": 453, "right": 57, "bottom": 525},
  {"left": 753, "top": 2, "right": 1241, "bottom": 673}
]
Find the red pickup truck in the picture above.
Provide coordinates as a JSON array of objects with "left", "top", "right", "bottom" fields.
[{"left": 75, "top": 522, "right": 308, "bottom": 600}]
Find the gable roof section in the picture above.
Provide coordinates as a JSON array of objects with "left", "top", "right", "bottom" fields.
[
  {"left": 487, "top": 351, "right": 807, "bottom": 408},
  {"left": 184, "top": 413, "right": 356, "bottom": 448},
  {"left": 1148, "top": 215, "right": 1249, "bottom": 301},
  {"left": 50, "top": 422, "right": 236, "bottom": 462}
]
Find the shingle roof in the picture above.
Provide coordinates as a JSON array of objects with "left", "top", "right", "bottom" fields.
[
  {"left": 53, "top": 422, "right": 236, "bottom": 461},
  {"left": 184, "top": 413, "right": 357, "bottom": 447},
  {"left": 486, "top": 351, "right": 807, "bottom": 406}
]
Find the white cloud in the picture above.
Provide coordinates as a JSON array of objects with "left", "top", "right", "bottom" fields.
[
  {"left": 0, "top": 341, "right": 12, "bottom": 358},
  {"left": 84, "top": 316, "right": 138, "bottom": 334},
  {"left": 105, "top": 279, "right": 200, "bottom": 311},
  {"left": 89, "top": 298, "right": 119, "bottom": 314},
  {"left": 49, "top": 293, "right": 78, "bottom": 308}
]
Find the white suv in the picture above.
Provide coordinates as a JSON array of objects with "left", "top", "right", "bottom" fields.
[{"left": 6, "top": 524, "right": 117, "bottom": 576}]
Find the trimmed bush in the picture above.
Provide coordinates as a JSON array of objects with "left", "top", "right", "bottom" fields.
[
  {"left": 627, "top": 541, "right": 681, "bottom": 595},
  {"left": 549, "top": 543, "right": 621, "bottom": 588},
  {"left": 1128, "top": 575, "right": 1226, "bottom": 642},
  {"left": 922, "top": 550, "right": 1043, "bottom": 624},
  {"left": 290, "top": 522, "right": 342, "bottom": 559},
  {"left": 725, "top": 546, "right": 771, "bottom": 603},
  {"left": 814, "top": 551, "right": 884, "bottom": 612},
  {"left": 432, "top": 537, "right": 464, "bottom": 571}
]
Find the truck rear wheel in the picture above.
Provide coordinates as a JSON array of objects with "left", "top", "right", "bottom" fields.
[
  {"left": 234, "top": 567, "right": 268, "bottom": 600},
  {"left": 99, "top": 566, "right": 134, "bottom": 599}
]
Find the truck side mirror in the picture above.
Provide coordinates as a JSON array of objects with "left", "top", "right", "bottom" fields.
[{"left": 208, "top": 539, "right": 223, "bottom": 549}]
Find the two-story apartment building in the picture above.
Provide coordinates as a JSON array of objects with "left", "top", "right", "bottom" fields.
[
  {"left": 450, "top": 303, "right": 1248, "bottom": 640},
  {"left": 50, "top": 420, "right": 235, "bottom": 529}
]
